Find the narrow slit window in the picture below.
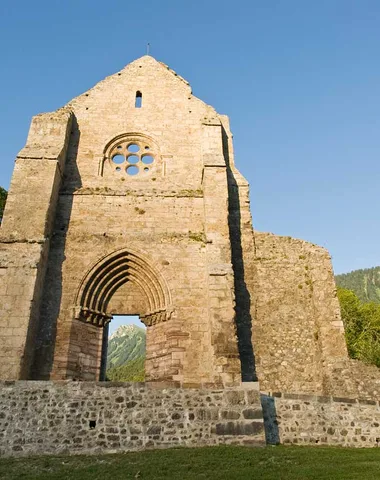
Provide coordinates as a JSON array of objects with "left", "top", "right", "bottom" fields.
[{"left": 135, "top": 91, "right": 142, "bottom": 108}]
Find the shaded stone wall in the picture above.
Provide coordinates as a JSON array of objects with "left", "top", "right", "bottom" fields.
[
  {"left": 0, "top": 381, "right": 264, "bottom": 457},
  {"left": 261, "top": 392, "right": 380, "bottom": 448}
]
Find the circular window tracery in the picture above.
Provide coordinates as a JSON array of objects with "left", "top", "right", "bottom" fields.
[{"left": 107, "top": 136, "right": 157, "bottom": 177}]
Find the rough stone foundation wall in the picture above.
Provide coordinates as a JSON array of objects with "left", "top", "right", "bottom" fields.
[
  {"left": 2, "top": 381, "right": 380, "bottom": 458},
  {"left": 0, "top": 381, "right": 264, "bottom": 457},
  {"left": 261, "top": 392, "right": 380, "bottom": 448}
]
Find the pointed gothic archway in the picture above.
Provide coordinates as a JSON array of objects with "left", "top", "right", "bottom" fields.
[
  {"left": 70, "top": 248, "right": 174, "bottom": 381},
  {"left": 75, "top": 248, "right": 172, "bottom": 327}
]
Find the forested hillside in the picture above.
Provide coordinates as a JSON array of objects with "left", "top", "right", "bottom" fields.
[
  {"left": 106, "top": 324, "right": 146, "bottom": 381},
  {"left": 335, "top": 267, "right": 380, "bottom": 304}
]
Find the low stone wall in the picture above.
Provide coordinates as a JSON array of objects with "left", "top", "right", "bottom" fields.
[
  {"left": 3, "top": 381, "right": 380, "bottom": 457},
  {"left": 0, "top": 381, "right": 265, "bottom": 457},
  {"left": 261, "top": 392, "right": 380, "bottom": 448}
]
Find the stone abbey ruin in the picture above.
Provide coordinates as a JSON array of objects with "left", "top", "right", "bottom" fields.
[{"left": 0, "top": 56, "right": 380, "bottom": 455}]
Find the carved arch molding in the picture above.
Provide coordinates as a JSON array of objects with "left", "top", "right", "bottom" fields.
[{"left": 74, "top": 249, "right": 173, "bottom": 327}]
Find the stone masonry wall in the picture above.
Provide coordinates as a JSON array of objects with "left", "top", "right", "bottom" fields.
[
  {"left": 27, "top": 55, "right": 241, "bottom": 386},
  {"left": 0, "top": 381, "right": 264, "bottom": 457},
  {"left": 251, "top": 232, "right": 348, "bottom": 394},
  {"left": 2, "top": 381, "right": 380, "bottom": 458},
  {"left": 250, "top": 231, "right": 380, "bottom": 399},
  {"left": 327, "top": 358, "right": 380, "bottom": 400},
  {"left": 261, "top": 392, "right": 380, "bottom": 448}
]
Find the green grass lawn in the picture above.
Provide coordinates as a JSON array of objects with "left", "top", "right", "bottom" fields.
[{"left": 1, "top": 445, "right": 380, "bottom": 480}]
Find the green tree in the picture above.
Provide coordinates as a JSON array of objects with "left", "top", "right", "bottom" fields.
[
  {"left": 0, "top": 187, "right": 7, "bottom": 220},
  {"left": 337, "top": 286, "right": 380, "bottom": 367},
  {"left": 337, "top": 287, "right": 363, "bottom": 358},
  {"left": 356, "top": 302, "right": 380, "bottom": 367}
]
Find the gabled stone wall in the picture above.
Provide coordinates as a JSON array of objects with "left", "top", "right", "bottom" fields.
[{"left": 0, "top": 56, "right": 241, "bottom": 386}]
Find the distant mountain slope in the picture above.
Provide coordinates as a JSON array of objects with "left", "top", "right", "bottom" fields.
[
  {"left": 106, "top": 324, "right": 146, "bottom": 381},
  {"left": 335, "top": 266, "right": 380, "bottom": 304}
]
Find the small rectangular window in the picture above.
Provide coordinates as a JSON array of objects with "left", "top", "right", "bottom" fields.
[{"left": 135, "top": 91, "right": 142, "bottom": 108}]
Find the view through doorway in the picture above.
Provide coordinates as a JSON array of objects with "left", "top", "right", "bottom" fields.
[{"left": 105, "top": 315, "right": 146, "bottom": 382}]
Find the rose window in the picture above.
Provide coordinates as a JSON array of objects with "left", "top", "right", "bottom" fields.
[{"left": 109, "top": 139, "right": 156, "bottom": 176}]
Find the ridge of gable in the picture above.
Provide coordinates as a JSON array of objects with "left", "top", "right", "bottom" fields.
[
  {"left": 62, "top": 54, "right": 221, "bottom": 124},
  {"left": 66, "top": 55, "right": 191, "bottom": 106},
  {"left": 124, "top": 55, "right": 191, "bottom": 87}
]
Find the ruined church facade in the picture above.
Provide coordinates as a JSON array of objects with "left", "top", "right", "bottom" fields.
[{"left": 0, "top": 56, "right": 377, "bottom": 398}]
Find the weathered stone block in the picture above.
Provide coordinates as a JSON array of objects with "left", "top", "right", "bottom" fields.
[
  {"left": 225, "top": 390, "right": 245, "bottom": 405},
  {"left": 221, "top": 410, "right": 241, "bottom": 420},
  {"left": 215, "top": 421, "right": 264, "bottom": 436},
  {"left": 242, "top": 408, "right": 263, "bottom": 419}
]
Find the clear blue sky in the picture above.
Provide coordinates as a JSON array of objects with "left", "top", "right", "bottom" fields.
[{"left": 0, "top": 0, "right": 379, "bottom": 274}]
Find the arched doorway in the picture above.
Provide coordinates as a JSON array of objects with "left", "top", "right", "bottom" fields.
[{"left": 70, "top": 248, "right": 174, "bottom": 381}]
